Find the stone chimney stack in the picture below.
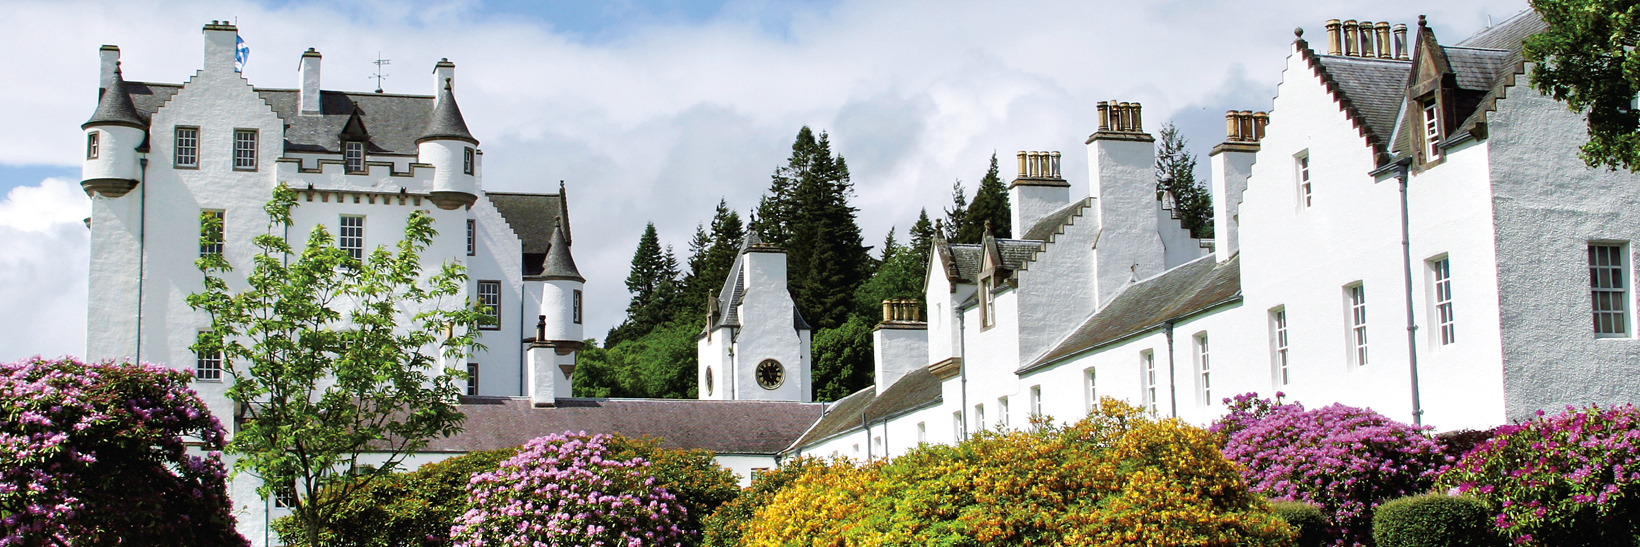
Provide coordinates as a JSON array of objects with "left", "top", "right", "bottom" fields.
[
  {"left": 1009, "top": 149, "right": 1070, "bottom": 237},
  {"left": 1086, "top": 100, "right": 1164, "bottom": 307},
  {"left": 1393, "top": 23, "right": 1409, "bottom": 59},
  {"left": 299, "top": 48, "right": 322, "bottom": 115},
  {"left": 1209, "top": 111, "right": 1266, "bottom": 262},
  {"left": 202, "top": 20, "right": 238, "bottom": 74},
  {"left": 1325, "top": 19, "right": 1343, "bottom": 55}
]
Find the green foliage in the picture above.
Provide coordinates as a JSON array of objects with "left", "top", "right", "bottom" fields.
[
  {"left": 811, "top": 315, "right": 875, "bottom": 401},
  {"left": 272, "top": 448, "right": 519, "bottom": 547},
  {"left": 575, "top": 320, "right": 700, "bottom": 398},
  {"left": 1372, "top": 494, "right": 1503, "bottom": 547},
  {"left": 737, "top": 400, "right": 1295, "bottom": 547},
  {"left": 604, "top": 435, "right": 742, "bottom": 544},
  {"left": 701, "top": 457, "right": 822, "bottom": 547},
  {"left": 908, "top": 208, "right": 937, "bottom": 274},
  {"left": 680, "top": 200, "right": 745, "bottom": 322},
  {"left": 1526, "top": 0, "right": 1640, "bottom": 171},
  {"left": 943, "top": 180, "right": 968, "bottom": 241},
  {"left": 188, "top": 185, "right": 482, "bottom": 546},
  {"left": 1156, "top": 122, "right": 1213, "bottom": 238},
  {"left": 1270, "top": 501, "right": 1327, "bottom": 547},
  {"left": 607, "top": 222, "right": 683, "bottom": 348},
  {"left": 954, "top": 153, "right": 1011, "bottom": 242},
  {"left": 854, "top": 232, "right": 926, "bottom": 322}
]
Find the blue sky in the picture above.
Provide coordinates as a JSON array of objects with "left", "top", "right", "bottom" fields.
[{"left": 0, "top": 0, "right": 1529, "bottom": 360}]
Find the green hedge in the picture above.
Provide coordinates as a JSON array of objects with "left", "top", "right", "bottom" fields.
[
  {"left": 1270, "top": 501, "right": 1327, "bottom": 547},
  {"left": 1372, "top": 494, "right": 1502, "bottom": 547}
]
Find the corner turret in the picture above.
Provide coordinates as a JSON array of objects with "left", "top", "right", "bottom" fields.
[
  {"left": 81, "top": 63, "right": 146, "bottom": 198},
  {"left": 527, "top": 222, "right": 583, "bottom": 407},
  {"left": 418, "top": 62, "right": 479, "bottom": 210}
]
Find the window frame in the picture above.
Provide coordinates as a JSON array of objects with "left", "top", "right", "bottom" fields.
[
  {"left": 953, "top": 411, "right": 964, "bottom": 442},
  {"left": 974, "top": 404, "right": 985, "bottom": 431},
  {"left": 1083, "top": 368, "right": 1097, "bottom": 413},
  {"left": 572, "top": 289, "right": 583, "bottom": 324},
  {"left": 1195, "top": 332, "right": 1211, "bottom": 406},
  {"left": 466, "top": 362, "right": 479, "bottom": 396},
  {"left": 199, "top": 210, "right": 225, "bottom": 257},
  {"left": 86, "top": 131, "right": 100, "bottom": 160},
  {"left": 1140, "top": 349, "right": 1157, "bottom": 414},
  {"left": 980, "top": 276, "right": 996, "bottom": 329},
  {"left": 1296, "top": 151, "right": 1312, "bottom": 209},
  {"left": 339, "top": 215, "right": 365, "bottom": 260},
  {"left": 1590, "top": 242, "right": 1631, "bottom": 338},
  {"left": 477, "top": 280, "right": 502, "bottom": 330},
  {"left": 1430, "top": 256, "right": 1455, "bottom": 346},
  {"left": 195, "top": 346, "right": 223, "bottom": 382},
  {"left": 232, "top": 129, "right": 258, "bottom": 171},
  {"left": 1422, "top": 99, "right": 1441, "bottom": 160},
  {"left": 463, "top": 147, "right": 475, "bottom": 175},
  {"left": 466, "top": 219, "right": 476, "bottom": 256},
  {"left": 1270, "top": 307, "right": 1290, "bottom": 386},
  {"left": 344, "top": 141, "right": 366, "bottom": 174},
  {"left": 998, "top": 396, "right": 1009, "bottom": 428},
  {"left": 174, "top": 126, "right": 200, "bottom": 169},
  {"left": 1347, "top": 283, "right": 1369, "bottom": 368},
  {"left": 917, "top": 422, "right": 927, "bottom": 444}
]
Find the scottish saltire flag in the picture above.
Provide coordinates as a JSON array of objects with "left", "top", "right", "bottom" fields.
[{"left": 235, "top": 35, "right": 249, "bottom": 72}]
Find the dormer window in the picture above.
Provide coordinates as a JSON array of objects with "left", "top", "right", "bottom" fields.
[
  {"left": 1422, "top": 99, "right": 1440, "bottom": 160},
  {"left": 981, "top": 276, "right": 996, "bottom": 328},
  {"left": 344, "top": 141, "right": 365, "bottom": 173}
]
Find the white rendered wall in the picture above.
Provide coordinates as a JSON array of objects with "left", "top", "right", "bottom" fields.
[
  {"left": 467, "top": 195, "right": 524, "bottom": 397},
  {"left": 1211, "top": 148, "right": 1256, "bottom": 262},
  {"left": 1156, "top": 197, "right": 1210, "bottom": 269},
  {"left": 873, "top": 326, "right": 928, "bottom": 391},
  {"left": 81, "top": 125, "right": 144, "bottom": 184},
  {"left": 1486, "top": 75, "right": 1640, "bottom": 422},
  {"left": 1010, "top": 183, "right": 1072, "bottom": 236},
  {"left": 420, "top": 140, "right": 478, "bottom": 197},
  {"left": 1089, "top": 137, "right": 1167, "bottom": 307},
  {"left": 1013, "top": 199, "right": 1098, "bottom": 364},
  {"left": 697, "top": 327, "right": 733, "bottom": 399},
  {"left": 732, "top": 250, "right": 808, "bottom": 401}
]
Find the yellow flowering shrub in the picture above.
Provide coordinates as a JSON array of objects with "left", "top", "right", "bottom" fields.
[{"left": 737, "top": 399, "right": 1294, "bottom": 547}]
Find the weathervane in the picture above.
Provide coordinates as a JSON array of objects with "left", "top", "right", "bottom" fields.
[{"left": 371, "top": 52, "right": 390, "bottom": 93}]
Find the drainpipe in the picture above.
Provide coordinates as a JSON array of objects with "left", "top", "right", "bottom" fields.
[
  {"left": 1374, "top": 157, "right": 1422, "bottom": 425},
  {"left": 1164, "top": 321, "right": 1178, "bottom": 418},
  {"left": 134, "top": 156, "right": 148, "bottom": 364},
  {"left": 958, "top": 303, "right": 968, "bottom": 440}
]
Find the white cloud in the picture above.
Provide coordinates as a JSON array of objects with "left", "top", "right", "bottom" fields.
[
  {"left": 0, "top": 0, "right": 1528, "bottom": 343},
  {"left": 0, "top": 178, "right": 90, "bottom": 362}
]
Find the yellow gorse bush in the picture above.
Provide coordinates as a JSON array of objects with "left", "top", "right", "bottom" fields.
[{"left": 740, "top": 398, "right": 1295, "bottom": 547}]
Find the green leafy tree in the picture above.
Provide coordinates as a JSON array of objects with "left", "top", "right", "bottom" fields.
[
  {"left": 701, "top": 457, "right": 823, "bottom": 547},
  {"left": 955, "top": 153, "right": 1011, "bottom": 242},
  {"left": 574, "top": 321, "right": 700, "bottom": 399},
  {"left": 273, "top": 447, "right": 519, "bottom": 547},
  {"left": 188, "top": 185, "right": 484, "bottom": 547},
  {"left": 680, "top": 200, "right": 745, "bottom": 323},
  {"left": 1156, "top": 122, "right": 1214, "bottom": 238},
  {"left": 811, "top": 315, "right": 876, "bottom": 401},
  {"left": 1526, "top": 0, "right": 1640, "bottom": 171},
  {"left": 855, "top": 229, "right": 926, "bottom": 321}
]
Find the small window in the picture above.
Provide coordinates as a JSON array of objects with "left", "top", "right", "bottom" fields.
[
  {"left": 1271, "top": 307, "right": 1290, "bottom": 386},
  {"left": 572, "top": 289, "right": 583, "bottom": 324},
  {"left": 200, "top": 210, "right": 225, "bottom": 257},
  {"left": 339, "top": 216, "right": 364, "bottom": 259},
  {"left": 1296, "top": 152, "right": 1312, "bottom": 209},
  {"left": 1348, "top": 284, "right": 1369, "bottom": 367},
  {"left": 1140, "top": 350, "right": 1157, "bottom": 414},
  {"left": 195, "top": 347, "right": 222, "bottom": 381},
  {"left": 175, "top": 127, "right": 199, "bottom": 168},
  {"left": 1431, "top": 257, "right": 1455, "bottom": 345},
  {"left": 997, "top": 397, "right": 1009, "bottom": 428},
  {"left": 1195, "top": 333, "right": 1211, "bottom": 405},
  {"left": 466, "top": 362, "right": 479, "bottom": 396},
  {"left": 1030, "top": 385, "right": 1043, "bottom": 416},
  {"left": 917, "top": 422, "right": 926, "bottom": 444},
  {"left": 974, "top": 404, "right": 985, "bottom": 431},
  {"left": 981, "top": 277, "right": 996, "bottom": 328},
  {"left": 463, "top": 147, "right": 475, "bottom": 175},
  {"left": 1083, "top": 368, "right": 1097, "bottom": 413},
  {"left": 466, "top": 219, "right": 476, "bottom": 256},
  {"left": 233, "top": 129, "right": 258, "bottom": 170},
  {"left": 1423, "top": 100, "right": 1440, "bottom": 159},
  {"left": 87, "top": 131, "right": 100, "bottom": 160},
  {"left": 1591, "top": 244, "right": 1629, "bottom": 337},
  {"left": 345, "top": 141, "right": 366, "bottom": 173},
  {"left": 478, "top": 280, "right": 502, "bottom": 330},
  {"left": 273, "top": 484, "right": 297, "bottom": 508},
  {"left": 953, "top": 411, "right": 964, "bottom": 442}
]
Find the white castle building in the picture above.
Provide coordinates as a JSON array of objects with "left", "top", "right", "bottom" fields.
[{"left": 779, "top": 11, "right": 1640, "bottom": 459}]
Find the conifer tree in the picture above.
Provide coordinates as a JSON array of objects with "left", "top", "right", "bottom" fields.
[
  {"left": 909, "top": 209, "right": 937, "bottom": 275},
  {"left": 772, "top": 127, "right": 872, "bottom": 331},
  {"left": 1156, "top": 122, "right": 1213, "bottom": 239},
  {"left": 956, "top": 153, "right": 1011, "bottom": 242},
  {"left": 605, "top": 223, "right": 679, "bottom": 348},
  {"left": 943, "top": 181, "right": 968, "bottom": 241}
]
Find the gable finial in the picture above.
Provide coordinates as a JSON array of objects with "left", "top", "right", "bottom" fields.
[
  {"left": 1418, "top": 15, "right": 1427, "bottom": 28},
  {"left": 1294, "top": 27, "right": 1303, "bottom": 39}
]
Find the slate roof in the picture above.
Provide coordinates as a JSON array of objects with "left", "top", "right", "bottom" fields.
[
  {"left": 425, "top": 397, "right": 826, "bottom": 455},
  {"left": 420, "top": 82, "right": 479, "bottom": 145},
  {"left": 1387, "top": 11, "right": 1546, "bottom": 160},
  {"left": 84, "top": 69, "right": 147, "bottom": 129},
  {"left": 1309, "top": 53, "right": 1411, "bottom": 162},
  {"left": 1022, "top": 198, "right": 1094, "bottom": 243},
  {"left": 488, "top": 192, "right": 569, "bottom": 278},
  {"left": 940, "top": 239, "right": 1043, "bottom": 284},
  {"left": 787, "top": 364, "right": 945, "bottom": 451},
  {"left": 540, "top": 224, "right": 583, "bottom": 282},
  {"left": 258, "top": 89, "right": 436, "bottom": 155},
  {"left": 1022, "top": 254, "right": 1241, "bottom": 372}
]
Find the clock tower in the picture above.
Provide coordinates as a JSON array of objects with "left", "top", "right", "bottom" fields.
[{"left": 696, "top": 234, "right": 813, "bottom": 402}]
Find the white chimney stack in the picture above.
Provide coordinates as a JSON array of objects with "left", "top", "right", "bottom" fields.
[
  {"left": 202, "top": 21, "right": 238, "bottom": 74},
  {"left": 432, "top": 58, "right": 455, "bottom": 103},
  {"left": 98, "top": 45, "right": 120, "bottom": 96},
  {"left": 299, "top": 48, "right": 322, "bottom": 115}
]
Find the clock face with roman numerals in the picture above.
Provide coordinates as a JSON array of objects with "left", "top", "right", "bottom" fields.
[{"left": 756, "top": 359, "right": 784, "bottom": 390}]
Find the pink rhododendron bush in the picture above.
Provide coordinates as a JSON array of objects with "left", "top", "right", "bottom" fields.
[
  {"left": 451, "top": 431, "right": 690, "bottom": 547},
  {"left": 0, "top": 356, "right": 245, "bottom": 546},
  {"left": 1438, "top": 404, "right": 1640, "bottom": 545},
  {"left": 1214, "top": 393, "right": 1449, "bottom": 545}
]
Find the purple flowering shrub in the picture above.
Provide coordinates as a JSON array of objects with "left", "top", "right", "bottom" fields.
[
  {"left": 1215, "top": 393, "right": 1448, "bottom": 545},
  {"left": 1438, "top": 405, "right": 1640, "bottom": 545},
  {"left": 0, "top": 356, "right": 244, "bottom": 546},
  {"left": 452, "top": 431, "right": 689, "bottom": 547}
]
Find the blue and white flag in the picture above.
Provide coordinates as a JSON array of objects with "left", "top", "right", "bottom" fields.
[{"left": 235, "top": 35, "right": 249, "bottom": 72}]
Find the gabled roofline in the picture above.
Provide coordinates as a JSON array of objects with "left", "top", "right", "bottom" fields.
[{"left": 1296, "top": 32, "right": 1400, "bottom": 166}]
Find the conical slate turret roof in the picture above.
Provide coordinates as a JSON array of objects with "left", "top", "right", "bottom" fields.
[
  {"left": 418, "top": 79, "right": 478, "bottom": 145},
  {"left": 83, "top": 67, "right": 147, "bottom": 130},
  {"left": 540, "top": 222, "right": 583, "bottom": 282}
]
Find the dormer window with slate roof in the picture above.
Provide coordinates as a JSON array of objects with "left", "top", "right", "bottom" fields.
[
  {"left": 1422, "top": 98, "right": 1441, "bottom": 160},
  {"left": 345, "top": 141, "right": 365, "bottom": 173}
]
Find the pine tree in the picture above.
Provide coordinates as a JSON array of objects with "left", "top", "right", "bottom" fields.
[
  {"left": 606, "top": 223, "right": 678, "bottom": 348},
  {"left": 943, "top": 180, "right": 968, "bottom": 241},
  {"left": 1156, "top": 122, "right": 1214, "bottom": 239},
  {"left": 956, "top": 153, "right": 1011, "bottom": 242},
  {"left": 909, "top": 209, "right": 936, "bottom": 274},
  {"left": 777, "top": 127, "right": 872, "bottom": 331},
  {"left": 756, "top": 128, "right": 818, "bottom": 246}
]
